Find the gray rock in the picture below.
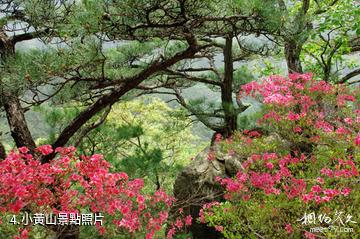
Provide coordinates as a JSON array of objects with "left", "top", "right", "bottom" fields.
[{"left": 171, "top": 145, "right": 244, "bottom": 239}]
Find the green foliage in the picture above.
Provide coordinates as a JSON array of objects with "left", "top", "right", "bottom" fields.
[
  {"left": 35, "top": 105, "right": 81, "bottom": 144},
  {"left": 237, "top": 106, "right": 264, "bottom": 131},
  {"left": 301, "top": 0, "right": 360, "bottom": 81},
  {"left": 36, "top": 97, "right": 203, "bottom": 192},
  {"left": 232, "top": 0, "right": 283, "bottom": 32},
  {"left": 76, "top": 97, "right": 205, "bottom": 192},
  {"left": 254, "top": 58, "right": 283, "bottom": 77}
]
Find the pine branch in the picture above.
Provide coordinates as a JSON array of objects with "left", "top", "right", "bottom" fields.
[{"left": 41, "top": 35, "right": 203, "bottom": 163}]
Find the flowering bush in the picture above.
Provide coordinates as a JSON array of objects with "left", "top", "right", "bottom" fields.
[
  {"left": 202, "top": 73, "right": 359, "bottom": 238},
  {"left": 0, "top": 145, "right": 191, "bottom": 239}
]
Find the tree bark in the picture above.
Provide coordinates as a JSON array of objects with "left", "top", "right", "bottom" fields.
[
  {"left": 2, "top": 93, "right": 36, "bottom": 151},
  {"left": 0, "top": 142, "right": 6, "bottom": 159},
  {"left": 283, "top": 1, "right": 311, "bottom": 75},
  {"left": 0, "top": 32, "right": 37, "bottom": 152},
  {"left": 284, "top": 39, "right": 303, "bottom": 74},
  {"left": 220, "top": 35, "right": 237, "bottom": 138}
]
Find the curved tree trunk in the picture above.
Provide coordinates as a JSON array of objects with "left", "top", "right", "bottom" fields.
[
  {"left": 0, "top": 32, "right": 37, "bottom": 153},
  {"left": 2, "top": 93, "right": 36, "bottom": 152}
]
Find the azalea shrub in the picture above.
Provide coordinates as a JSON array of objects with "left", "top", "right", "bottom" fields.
[
  {"left": 201, "top": 73, "right": 360, "bottom": 238},
  {"left": 0, "top": 146, "right": 191, "bottom": 239}
]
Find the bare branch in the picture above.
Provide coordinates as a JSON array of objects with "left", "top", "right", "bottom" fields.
[
  {"left": 165, "top": 69, "right": 222, "bottom": 86},
  {"left": 10, "top": 29, "right": 52, "bottom": 44},
  {"left": 338, "top": 68, "right": 360, "bottom": 84},
  {"left": 302, "top": 0, "right": 311, "bottom": 15},
  {"left": 171, "top": 88, "right": 224, "bottom": 132}
]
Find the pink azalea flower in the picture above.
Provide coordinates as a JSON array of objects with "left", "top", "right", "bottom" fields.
[
  {"left": 355, "top": 134, "right": 360, "bottom": 146},
  {"left": 185, "top": 215, "right": 192, "bottom": 226},
  {"left": 285, "top": 224, "right": 293, "bottom": 234},
  {"left": 304, "top": 231, "right": 316, "bottom": 239},
  {"left": 36, "top": 145, "right": 53, "bottom": 156}
]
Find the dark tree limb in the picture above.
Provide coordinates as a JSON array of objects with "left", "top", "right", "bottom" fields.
[
  {"left": 338, "top": 68, "right": 360, "bottom": 84},
  {"left": 0, "top": 142, "right": 6, "bottom": 159},
  {"left": 221, "top": 35, "right": 237, "bottom": 137},
  {"left": 301, "top": 0, "right": 311, "bottom": 15},
  {"left": 2, "top": 93, "right": 36, "bottom": 152},
  {"left": 171, "top": 88, "right": 225, "bottom": 132},
  {"left": 10, "top": 28, "right": 52, "bottom": 44},
  {"left": 284, "top": 39, "right": 303, "bottom": 73},
  {"left": 349, "top": 36, "right": 360, "bottom": 53},
  {"left": 165, "top": 69, "right": 222, "bottom": 86},
  {"left": 74, "top": 106, "right": 112, "bottom": 147},
  {"left": 42, "top": 35, "right": 203, "bottom": 163},
  {"left": 1, "top": 32, "right": 36, "bottom": 152}
]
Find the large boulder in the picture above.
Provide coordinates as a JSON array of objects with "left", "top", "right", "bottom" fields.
[
  {"left": 171, "top": 131, "right": 292, "bottom": 238},
  {"left": 171, "top": 145, "right": 244, "bottom": 239}
]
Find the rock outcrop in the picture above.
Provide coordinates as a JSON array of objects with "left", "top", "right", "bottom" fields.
[{"left": 171, "top": 145, "right": 244, "bottom": 239}]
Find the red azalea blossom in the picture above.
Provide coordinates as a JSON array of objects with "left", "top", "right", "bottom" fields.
[
  {"left": 285, "top": 224, "right": 293, "bottom": 234},
  {"left": 355, "top": 134, "right": 360, "bottom": 145},
  {"left": 304, "top": 231, "right": 316, "bottom": 239},
  {"left": 36, "top": 145, "right": 54, "bottom": 155},
  {"left": 0, "top": 146, "right": 184, "bottom": 238},
  {"left": 201, "top": 74, "right": 359, "bottom": 238},
  {"left": 215, "top": 225, "right": 224, "bottom": 232}
]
